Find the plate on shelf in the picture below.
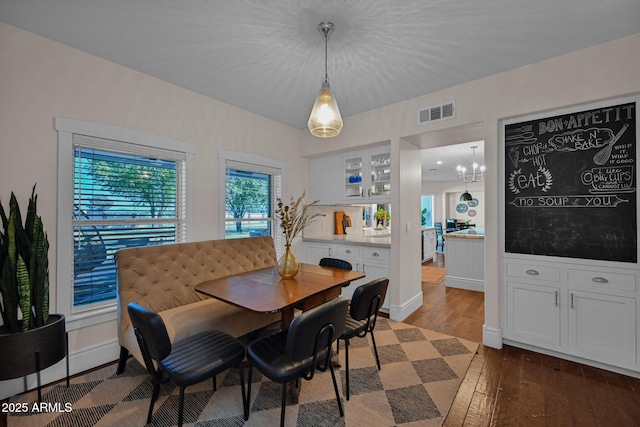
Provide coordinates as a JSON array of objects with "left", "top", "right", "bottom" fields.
[
  {"left": 456, "top": 203, "right": 468, "bottom": 214},
  {"left": 467, "top": 198, "right": 479, "bottom": 207}
]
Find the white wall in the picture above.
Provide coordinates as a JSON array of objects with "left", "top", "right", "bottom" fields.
[
  {"left": 300, "top": 33, "right": 640, "bottom": 349},
  {"left": 0, "top": 22, "right": 308, "bottom": 398}
]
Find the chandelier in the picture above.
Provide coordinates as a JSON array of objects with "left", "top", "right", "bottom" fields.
[
  {"left": 456, "top": 146, "right": 485, "bottom": 183},
  {"left": 307, "top": 22, "right": 343, "bottom": 138},
  {"left": 457, "top": 146, "right": 484, "bottom": 201}
]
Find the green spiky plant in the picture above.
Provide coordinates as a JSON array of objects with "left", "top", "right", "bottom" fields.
[{"left": 0, "top": 185, "right": 49, "bottom": 333}]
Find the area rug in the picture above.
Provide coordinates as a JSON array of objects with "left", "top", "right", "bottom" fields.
[
  {"left": 422, "top": 266, "right": 446, "bottom": 284},
  {"left": 8, "top": 319, "right": 477, "bottom": 427}
]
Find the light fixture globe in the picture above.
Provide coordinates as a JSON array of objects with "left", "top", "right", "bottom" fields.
[
  {"left": 308, "top": 81, "right": 343, "bottom": 137},
  {"left": 308, "top": 21, "right": 343, "bottom": 138}
]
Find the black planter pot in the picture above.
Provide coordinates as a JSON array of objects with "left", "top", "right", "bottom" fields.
[{"left": 0, "top": 314, "right": 68, "bottom": 401}]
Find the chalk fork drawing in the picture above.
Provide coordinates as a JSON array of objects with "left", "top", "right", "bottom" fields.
[{"left": 593, "top": 124, "right": 629, "bottom": 165}]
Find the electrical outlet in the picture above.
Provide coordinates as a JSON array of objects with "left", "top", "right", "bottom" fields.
[
  {"left": 322, "top": 220, "right": 326, "bottom": 230},
  {"left": 406, "top": 222, "right": 412, "bottom": 233}
]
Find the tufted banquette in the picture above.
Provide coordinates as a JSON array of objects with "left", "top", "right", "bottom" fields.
[{"left": 115, "top": 236, "right": 281, "bottom": 373}]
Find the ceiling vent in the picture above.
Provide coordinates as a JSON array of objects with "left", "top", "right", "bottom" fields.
[{"left": 418, "top": 101, "right": 455, "bottom": 125}]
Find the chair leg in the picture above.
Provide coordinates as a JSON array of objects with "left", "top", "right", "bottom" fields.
[
  {"left": 280, "top": 382, "right": 287, "bottom": 427},
  {"left": 178, "top": 386, "right": 186, "bottom": 427},
  {"left": 246, "top": 365, "right": 253, "bottom": 418},
  {"left": 239, "top": 363, "right": 248, "bottom": 421},
  {"left": 116, "top": 346, "right": 129, "bottom": 375},
  {"left": 345, "top": 339, "right": 351, "bottom": 400},
  {"left": 213, "top": 375, "right": 217, "bottom": 391},
  {"left": 370, "top": 331, "right": 382, "bottom": 370},
  {"left": 147, "top": 381, "right": 160, "bottom": 424},
  {"left": 329, "top": 360, "right": 344, "bottom": 417}
]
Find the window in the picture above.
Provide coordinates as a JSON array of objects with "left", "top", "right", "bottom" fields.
[
  {"left": 57, "top": 118, "right": 194, "bottom": 329},
  {"left": 421, "top": 195, "right": 434, "bottom": 227},
  {"left": 73, "top": 144, "right": 184, "bottom": 306},
  {"left": 219, "top": 151, "right": 284, "bottom": 249}
]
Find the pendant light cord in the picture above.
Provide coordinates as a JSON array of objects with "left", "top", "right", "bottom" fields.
[{"left": 323, "top": 30, "right": 329, "bottom": 83}]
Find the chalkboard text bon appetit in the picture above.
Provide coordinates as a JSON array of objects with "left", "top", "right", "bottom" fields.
[{"left": 538, "top": 104, "right": 634, "bottom": 135}]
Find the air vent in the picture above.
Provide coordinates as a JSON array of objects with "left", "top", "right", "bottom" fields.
[{"left": 418, "top": 101, "right": 455, "bottom": 125}]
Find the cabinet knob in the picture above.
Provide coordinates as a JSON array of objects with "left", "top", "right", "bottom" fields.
[
  {"left": 525, "top": 269, "right": 539, "bottom": 276},
  {"left": 592, "top": 276, "right": 609, "bottom": 284},
  {"left": 372, "top": 252, "right": 379, "bottom": 257},
  {"left": 345, "top": 249, "right": 351, "bottom": 254}
]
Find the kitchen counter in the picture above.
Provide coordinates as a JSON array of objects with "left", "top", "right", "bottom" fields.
[
  {"left": 444, "top": 228, "right": 484, "bottom": 292},
  {"left": 303, "top": 232, "right": 391, "bottom": 247},
  {"left": 445, "top": 228, "right": 485, "bottom": 239}
]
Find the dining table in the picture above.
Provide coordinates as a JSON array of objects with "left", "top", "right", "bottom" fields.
[{"left": 195, "top": 262, "right": 365, "bottom": 402}]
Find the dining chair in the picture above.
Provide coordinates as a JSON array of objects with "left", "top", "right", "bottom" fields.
[
  {"left": 435, "top": 222, "right": 444, "bottom": 250},
  {"left": 246, "top": 297, "right": 349, "bottom": 427},
  {"left": 337, "top": 277, "right": 389, "bottom": 400},
  {"left": 319, "top": 257, "right": 353, "bottom": 286},
  {"left": 127, "top": 302, "right": 248, "bottom": 427}
]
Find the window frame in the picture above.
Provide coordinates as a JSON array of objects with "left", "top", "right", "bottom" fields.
[
  {"left": 56, "top": 118, "right": 195, "bottom": 331},
  {"left": 218, "top": 150, "right": 286, "bottom": 254}
]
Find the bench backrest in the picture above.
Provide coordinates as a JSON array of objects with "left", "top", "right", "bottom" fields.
[{"left": 115, "top": 236, "right": 277, "bottom": 340}]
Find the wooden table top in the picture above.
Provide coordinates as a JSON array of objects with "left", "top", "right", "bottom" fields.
[{"left": 195, "top": 263, "right": 365, "bottom": 314}]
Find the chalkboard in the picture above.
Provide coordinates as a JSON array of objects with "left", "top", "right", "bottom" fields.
[{"left": 504, "top": 101, "right": 637, "bottom": 262}]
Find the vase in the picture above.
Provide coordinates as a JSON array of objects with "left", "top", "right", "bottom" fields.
[{"left": 277, "top": 245, "right": 299, "bottom": 279}]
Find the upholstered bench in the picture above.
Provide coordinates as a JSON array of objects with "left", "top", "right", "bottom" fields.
[{"left": 115, "top": 236, "right": 281, "bottom": 373}]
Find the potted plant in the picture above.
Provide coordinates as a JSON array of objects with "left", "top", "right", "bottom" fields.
[
  {"left": 0, "top": 185, "right": 66, "bottom": 400},
  {"left": 375, "top": 207, "right": 390, "bottom": 229}
]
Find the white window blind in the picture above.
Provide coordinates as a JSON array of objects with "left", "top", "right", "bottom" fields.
[{"left": 72, "top": 135, "right": 186, "bottom": 307}]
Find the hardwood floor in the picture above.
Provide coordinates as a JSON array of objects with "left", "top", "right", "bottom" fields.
[
  {"left": 407, "top": 253, "right": 640, "bottom": 426},
  {"left": 3, "top": 253, "right": 640, "bottom": 427}
]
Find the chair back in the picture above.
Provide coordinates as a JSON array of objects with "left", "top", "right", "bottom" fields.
[
  {"left": 319, "top": 258, "right": 353, "bottom": 271},
  {"left": 128, "top": 302, "right": 172, "bottom": 374},
  {"left": 434, "top": 222, "right": 443, "bottom": 235},
  {"left": 287, "top": 297, "right": 348, "bottom": 363},
  {"left": 350, "top": 278, "right": 389, "bottom": 323}
]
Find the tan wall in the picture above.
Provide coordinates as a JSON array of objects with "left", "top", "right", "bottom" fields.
[
  {"left": 0, "top": 22, "right": 308, "bottom": 396},
  {"left": 301, "top": 33, "right": 640, "bottom": 340}
]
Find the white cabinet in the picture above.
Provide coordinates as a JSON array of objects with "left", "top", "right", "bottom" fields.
[
  {"left": 305, "top": 241, "right": 391, "bottom": 310},
  {"left": 343, "top": 148, "right": 391, "bottom": 202},
  {"left": 567, "top": 290, "right": 636, "bottom": 365},
  {"left": 309, "top": 145, "right": 391, "bottom": 205},
  {"left": 503, "top": 258, "right": 638, "bottom": 371},
  {"left": 422, "top": 228, "right": 436, "bottom": 262}
]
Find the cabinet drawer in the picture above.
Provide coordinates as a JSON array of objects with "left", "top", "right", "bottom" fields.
[
  {"left": 335, "top": 245, "right": 361, "bottom": 259},
  {"left": 506, "top": 262, "right": 560, "bottom": 283},
  {"left": 362, "top": 247, "right": 389, "bottom": 262},
  {"left": 567, "top": 269, "right": 636, "bottom": 292}
]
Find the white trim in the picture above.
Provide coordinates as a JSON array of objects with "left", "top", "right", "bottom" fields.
[
  {"left": 55, "top": 118, "right": 194, "bottom": 330},
  {"left": 389, "top": 291, "right": 423, "bottom": 322},
  {"left": 218, "top": 150, "right": 286, "bottom": 239},
  {"left": 483, "top": 325, "right": 503, "bottom": 349},
  {"left": 0, "top": 338, "right": 120, "bottom": 400},
  {"left": 445, "top": 276, "right": 484, "bottom": 292}
]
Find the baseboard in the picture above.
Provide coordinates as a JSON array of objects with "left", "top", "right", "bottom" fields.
[
  {"left": 389, "top": 291, "right": 424, "bottom": 322},
  {"left": 0, "top": 338, "right": 120, "bottom": 400},
  {"left": 483, "top": 325, "right": 503, "bottom": 349},
  {"left": 445, "top": 276, "right": 484, "bottom": 292}
]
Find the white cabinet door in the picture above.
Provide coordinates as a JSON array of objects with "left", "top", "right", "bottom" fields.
[
  {"left": 305, "top": 243, "right": 334, "bottom": 265},
  {"left": 309, "top": 154, "right": 343, "bottom": 205},
  {"left": 506, "top": 281, "right": 561, "bottom": 348},
  {"left": 422, "top": 229, "right": 436, "bottom": 262},
  {"left": 567, "top": 290, "right": 636, "bottom": 366}
]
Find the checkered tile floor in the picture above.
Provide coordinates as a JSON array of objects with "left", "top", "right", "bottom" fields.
[{"left": 8, "top": 319, "right": 477, "bottom": 427}]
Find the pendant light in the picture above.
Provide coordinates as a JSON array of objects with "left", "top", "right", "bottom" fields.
[{"left": 308, "top": 22, "right": 343, "bottom": 138}]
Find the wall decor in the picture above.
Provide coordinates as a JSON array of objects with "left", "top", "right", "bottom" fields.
[
  {"left": 456, "top": 203, "right": 468, "bottom": 214},
  {"left": 504, "top": 100, "right": 637, "bottom": 262},
  {"left": 467, "top": 198, "right": 479, "bottom": 207},
  {"left": 468, "top": 209, "right": 477, "bottom": 217}
]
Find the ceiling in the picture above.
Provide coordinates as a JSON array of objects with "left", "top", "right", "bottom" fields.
[
  {"left": 1, "top": 0, "right": 638, "bottom": 132},
  {"left": 1, "top": 1, "right": 638, "bottom": 183}
]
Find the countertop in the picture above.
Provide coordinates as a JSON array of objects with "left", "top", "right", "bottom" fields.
[
  {"left": 303, "top": 231, "right": 391, "bottom": 247},
  {"left": 444, "top": 228, "right": 485, "bottom": 239}
]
